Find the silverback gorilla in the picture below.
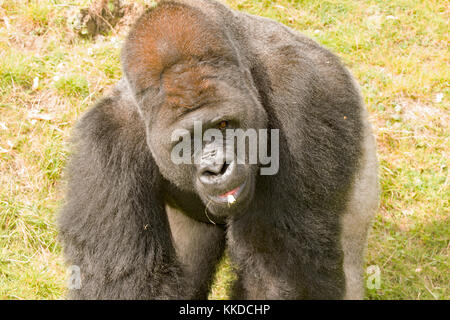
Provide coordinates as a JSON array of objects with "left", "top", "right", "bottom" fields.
[{"left": 59, "top": 0, "right": 379, "bottom": 299}]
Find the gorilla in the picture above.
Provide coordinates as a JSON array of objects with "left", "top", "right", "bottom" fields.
[{"left": 59, "top": 0, "right": 379, "bottom": 299}]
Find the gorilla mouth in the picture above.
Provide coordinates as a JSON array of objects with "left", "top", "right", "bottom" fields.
[{"left": 211, "top": 181, "right": 247, "bottom": 204}]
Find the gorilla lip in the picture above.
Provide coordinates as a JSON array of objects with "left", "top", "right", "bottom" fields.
[
  {"left": 220, "top": 187, "right": 240, "bottom": 198},
  {"left": 215, "top": 181, "right": 247, "bottom": 203}
]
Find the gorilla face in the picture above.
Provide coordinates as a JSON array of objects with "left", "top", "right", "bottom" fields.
[{"left": 140, "top": 63, "right": 267, "bottom": 218}]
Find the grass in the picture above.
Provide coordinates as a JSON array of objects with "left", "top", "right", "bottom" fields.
[{"left": 0, "top": 0, "right": 448, "bottom": 300}]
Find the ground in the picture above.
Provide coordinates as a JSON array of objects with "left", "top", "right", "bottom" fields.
[{"left": 0, "top": 0, "right": 448, "bottom": 300}]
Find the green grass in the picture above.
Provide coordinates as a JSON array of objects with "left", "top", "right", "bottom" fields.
[{"left": 0, "top": 0, "right": 448, "bottom": 300}]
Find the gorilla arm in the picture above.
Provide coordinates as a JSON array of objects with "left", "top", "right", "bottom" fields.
[
  {"left": 226, "top": 9, "right": 371, "bottom": 299},
  {"left": 58, "top": 84, "right": 186, "bottom": 299}
]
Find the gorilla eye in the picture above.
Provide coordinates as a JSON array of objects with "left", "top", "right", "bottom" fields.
[{"left": 218, "top": 120, "right": 229, "bottom": 130}]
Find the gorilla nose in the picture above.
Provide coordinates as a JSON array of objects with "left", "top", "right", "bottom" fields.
[{"left": 198, "top": 160, "right": 235, "bottom": 186}]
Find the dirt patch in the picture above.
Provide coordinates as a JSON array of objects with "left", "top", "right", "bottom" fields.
[
  {"left": 73, "top": 0, "right": 153, "bottom": 38},
  {"left": 397, "top": 98, "right": 448, "bottom": 128}
]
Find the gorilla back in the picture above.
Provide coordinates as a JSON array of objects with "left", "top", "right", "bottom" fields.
[{"left": 59, "top": 0, "right": 378, "bottom": 299}]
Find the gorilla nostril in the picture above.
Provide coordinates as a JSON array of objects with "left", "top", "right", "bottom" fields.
[{"left": 219, "top": 162, "right": 229, "bottom": 175}]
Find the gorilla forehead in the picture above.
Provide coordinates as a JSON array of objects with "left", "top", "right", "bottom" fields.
[
  {"left": 122, "top": 1, "right": 237, "bottom": 92},
  {"left": 162, "top": 62, "right": 219, "bottom": 111}
]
